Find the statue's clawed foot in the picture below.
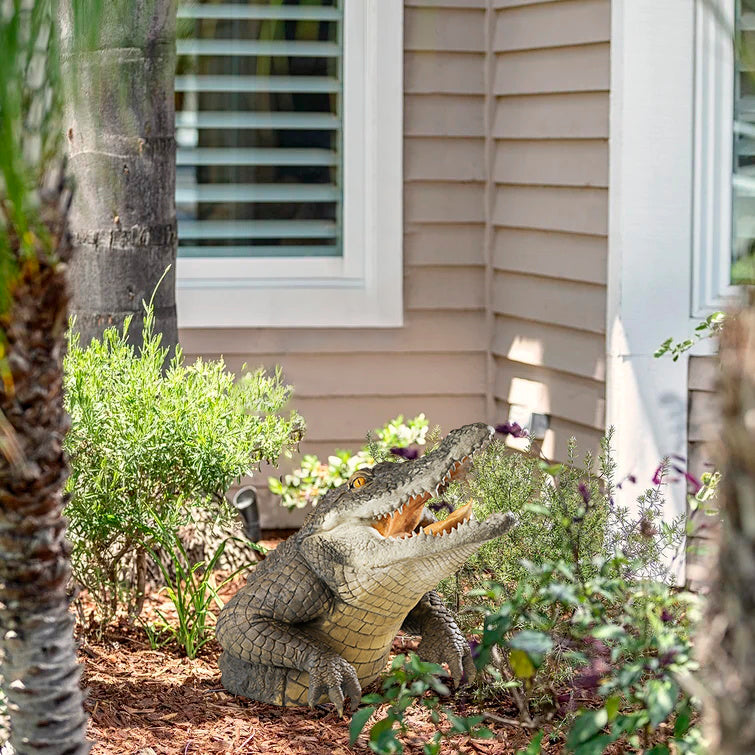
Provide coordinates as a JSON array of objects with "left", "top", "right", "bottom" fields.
[{"left": 307, "top": 652, "right": 362, "bottom": 716}]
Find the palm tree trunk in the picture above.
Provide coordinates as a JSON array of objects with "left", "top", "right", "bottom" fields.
[
  {"left": 700, "top": 291, "right": 755, "bottom": 752},
  {"left": 60, "top": 0, "right": 178, "bottom": 352},
  {"left": 0, "top": 169, "right": 90, "bottom": 754}
]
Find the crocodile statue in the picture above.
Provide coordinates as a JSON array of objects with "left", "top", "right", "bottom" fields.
[{"left": 216, "top": 422, "right": 515, "bottom": 715}]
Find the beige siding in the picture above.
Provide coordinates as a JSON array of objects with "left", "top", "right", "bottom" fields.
[
  {"left": 491, "top": 0, "right": 610, "bottom": 459},
  {"left": 180, "top": 0, "right": 613, "bottom": 525},
  {"left": 686, "top": 355, "right": 721, "bottom": 590},
  {"left": 494, "top": 93, "right": 609, "bottom": 139},
  {"left": 180, "top": 1, "right": 489, "bottom": 528}
]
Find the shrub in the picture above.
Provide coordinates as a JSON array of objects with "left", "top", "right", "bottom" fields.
[
  {"left": 472, "top": 554, "right": 703, "bottom": 753},
  {"left": 64, "top": 303, "right": 304, "bottom": 623},
  {"left": 269, "top": 413, "right": 429, "bottom": 509},
  {"left": 436, "top": 431, "right": 685, "bottom": 615}
]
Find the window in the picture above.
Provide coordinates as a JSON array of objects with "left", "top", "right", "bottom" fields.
[
  {"left": 692, "top": 0, "right": 755, "bottom": 311},
  {"left": 732, "top": 0, "right": 755, "bottom": 284},
  {"left": 174, "top": 1, "right": 403, "bottom": 328}
]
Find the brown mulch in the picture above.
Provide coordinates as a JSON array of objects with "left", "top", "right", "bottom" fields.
[
  {"left": 71, "top": 537, "right": 597, "bottom": 754},
  {"left": 80, "top": 631, "right": 547, "bottom": 755}
]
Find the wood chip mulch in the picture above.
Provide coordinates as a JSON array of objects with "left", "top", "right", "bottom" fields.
[
  {"left": 77, "top": 614, "right": 685, "bottom": 755},
  {"left": 74, "top": 538, "right": 562, "bottom": 754},
  {"left": 79, "top": 630, "right": 553, "bottom": 755}
]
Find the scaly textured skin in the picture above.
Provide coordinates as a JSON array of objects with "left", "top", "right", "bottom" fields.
[{"left": 216, "top": 423, "right": 515, "bottom": 715}]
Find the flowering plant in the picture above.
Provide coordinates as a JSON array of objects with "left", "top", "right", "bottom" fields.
[{"left": 269, "top": 414, "right": 429, "bottom": 509}]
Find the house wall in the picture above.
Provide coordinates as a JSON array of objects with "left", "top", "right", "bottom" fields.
[
  {"left": 491, "top": 0, "right": 610, "bottom": 460},
  {"left": 178, "top": 0, "right": 612, "bottom": 526},
  {"left": 179, "top": 0, "right": 490, "bottom": 527},
  {"left": 686, "top": 354, "right": 720, "bottom": 590}
]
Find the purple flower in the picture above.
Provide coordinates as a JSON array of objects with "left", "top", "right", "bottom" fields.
[
  {"left": 659, "top": 650, "right": 678, "bottom": 668},
  {"left": 616, "top": 473, "right": 637, "bottom": 490},
  {"left": 671, "top": 466, "right": 702, "bottom": 495},
  {"left": 652, "top": 464, "right": 664, "bottom": 486},
  {"left": 661, "top": 608, "right": 673, "bottom": 623},
  {"left": 495, "top": 422, "right": 528, "bottom": 439},
  {"left": 572, "top": 658, "right": 611, "bottom": 691},
  {"left": 390, "top": 446, "right": 419, "bottom": 460},
  {"left": 577, "top": 482, "right": 591, "bottom": 505}
]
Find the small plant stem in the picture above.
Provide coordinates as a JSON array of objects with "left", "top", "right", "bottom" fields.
[
  {"left": 130, "top": 545, "right": 148, "bottom": 621},
  {"left": 490, "top": 645, "right": 536, "bottom": 726},
  {"left": 481, "top": 712, "right": 540, "bottom": 730},
  {"left": 106, "top": 537, "right": 133, "bottom": 615}
]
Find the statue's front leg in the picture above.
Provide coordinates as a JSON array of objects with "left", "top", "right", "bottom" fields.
[
  {"left": 218, "top": 618, "right": 362, "bottom": 715},
  {"left": 401, "top": 590, "right": 476, "bottom": 687}
]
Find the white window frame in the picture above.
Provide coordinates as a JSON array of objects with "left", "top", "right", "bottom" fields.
[
  {"left": 176, "top": 0, "right": 404, "bottom": 328},
  {"left": 692, "top": 0, "right": 738, "bottom": 316}
]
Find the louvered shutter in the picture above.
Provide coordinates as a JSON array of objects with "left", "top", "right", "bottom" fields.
[
  {"left": 175, "top": 1, "right": 342, "bottom": 259},
  {"left": 732, "top": 0, "right": 755, "bottom": 283}
]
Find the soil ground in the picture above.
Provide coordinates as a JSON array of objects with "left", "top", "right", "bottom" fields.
[
  {"left": 73, "top": 534, "right": 623, "bottom": 754},
  {"left": 80, "top": 629, "right": 546, "bottom": 755}
]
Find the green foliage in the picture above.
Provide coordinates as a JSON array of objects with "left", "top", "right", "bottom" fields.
[
  {"left": 347, "top": 428, "right": 698, "bottom": 753},
  {"left": 269, "top": 414, "right": 429, "bottom": 510},
  {"left": 437, "top": 431, "right": 685, "bottom": 614},
  {"left": 348, "top": 653, "right": 492, "bottom": 755},
  {"left": 64, "top": 302, "right": 303, "bottom": 621},
  {"left": 472, "top": 556, "right": 703, "bottom": 752},
  {"left": 689, "top": 470, "right": 721, "bottom": 516},
  {"left": 0, "top": 0, "right": 107, "bottom": 313},
  {"left": 142, "top": 512, "right": 258, "bottom": 659},
  {"left": 457, "top": 436, "right": 609, "bottom": 589},
  {"left": 654, "top": 311, "right": 726, "bottom": 361},
  {"left": 604, "top": 466, "right": 687, "bottom": 582}
]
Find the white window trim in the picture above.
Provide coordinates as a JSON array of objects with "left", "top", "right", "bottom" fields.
[
  {"left": 176, "top": 0, "right": 404, "bottom": 328},
  {"left": 607, "top": 1, "right": 724, "bottom": 577},
  {"left": 692, "top": 0, "right": 738, "bottom": 316}
]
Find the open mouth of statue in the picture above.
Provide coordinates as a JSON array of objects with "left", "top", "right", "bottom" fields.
[{"left": 371, "top": 455, "right": 476, "bottom": 539}]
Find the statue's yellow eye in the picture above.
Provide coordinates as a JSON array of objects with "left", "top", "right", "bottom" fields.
[{"left": 349, "top": 473, "right": 368, "bottom": 489}]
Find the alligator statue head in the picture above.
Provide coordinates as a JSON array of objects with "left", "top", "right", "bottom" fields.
[
  {"left": 216, "top": 422, "right": 515, "bottom": 714},
  {"left": 297, "top": 422, "right": 516, "bottom": 608}
]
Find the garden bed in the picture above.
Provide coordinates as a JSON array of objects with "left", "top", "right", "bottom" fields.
[
  {"left": 80, "top": 629, "right": 536, "bottom": 755},
  {"left": 83, "top": 618, "right": 600, "bottom": 755},
  {"left": 74, "top": 567, "right": 628, "bottom": 755},
  {"left": 75, "top": 555, "right": 541, "bottom": 755}
]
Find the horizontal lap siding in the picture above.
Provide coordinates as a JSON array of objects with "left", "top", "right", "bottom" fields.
[
  {"left": 686, "top": 355, "right": 721, "bottom": 590},
  {"left": 492, "top": 0, "right": 610, "bottom": 459},
  {"left": 180, "top": 1, "right": 489, "bottom": 527}
]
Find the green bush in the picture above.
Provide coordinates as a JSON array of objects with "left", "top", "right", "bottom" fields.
[
  {"left": 63, "top": 304, "right": 304, "bottom": 623},
  {"left": 452, "top": 437, "right": 609, "bottom": 591},
  {"left": 269, "top": 413, "right": 429, "bottom": 509},
  {"left": 472, "top": 555, "right": 703, "bottom": 753},
  {"left": 349, "top": 653, "right": 492, "bottom": 755},
  {"left": 436, "top": 431, "right": 685, "bottom": 614}
]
